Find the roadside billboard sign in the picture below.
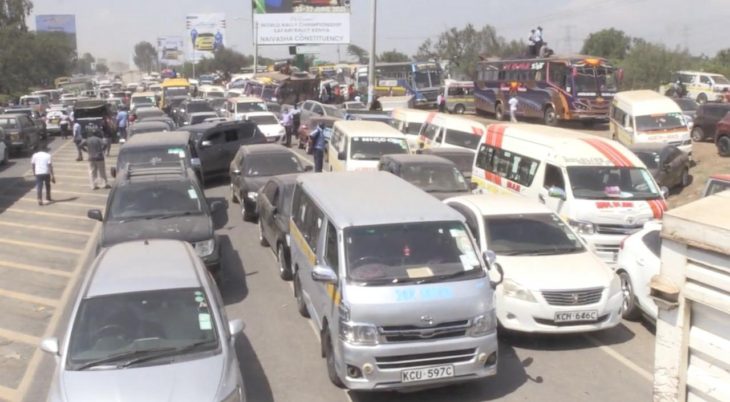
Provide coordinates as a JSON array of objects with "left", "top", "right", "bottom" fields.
[
  {"left": 253, "top": 0, "right": 350, "bottom": 45},
  {"left": 185, "top": 13, "right": 226, "bottom": 61},
  {"left": 35, "top": 14, "right": 77, "bottom": 51},
  {"left": 157, "top": 36, "right": 185, "bottom": 66}
]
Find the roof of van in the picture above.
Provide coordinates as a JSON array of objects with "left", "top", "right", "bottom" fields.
[
  {"left": 297, "top": 171, "right": 463, "bottom": 227},
  {"left": 332, "top": 120, "right": 405, "bottom": 138},
  {"left": 491, "top": 123, "right": 645, "bottom": 167},
  {"left": 447, "top": 194, "right": 551, "bottom": 217},
  {"left": 614, "top": 90, "right": 681, "bottom": 115},
  {"left": 86, "top": 239, "right": 201, "bottom": 297},
  {"left": 123, "top": 131, "right": 190, "bottom": 147},
  {"left": 391, "top": 108, "right": 430, "bottom": 121}
]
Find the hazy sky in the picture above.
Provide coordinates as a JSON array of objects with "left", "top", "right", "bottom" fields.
[{"left": 29, "top": 0, "right": 730, "bottom": 68}]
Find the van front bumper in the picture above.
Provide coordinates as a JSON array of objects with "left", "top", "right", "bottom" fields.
[{"left": 336, "top": 334, "right": 498, "bottom": 391}]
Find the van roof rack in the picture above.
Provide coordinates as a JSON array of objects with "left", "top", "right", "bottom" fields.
[{"left": 120, "top": 160, "right": 188, "bottom": 181}]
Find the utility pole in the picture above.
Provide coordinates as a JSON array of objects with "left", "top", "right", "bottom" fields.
[
  {"left": 367, "top": 0, "right": 377, "bottom": 108},
  {"left": 254, "top": 21, "right": 259, "bottom": 76}
]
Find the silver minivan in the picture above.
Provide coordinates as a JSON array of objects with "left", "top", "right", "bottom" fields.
[{"left": 289, "top": 171, "right": 503, "bottom": 391}]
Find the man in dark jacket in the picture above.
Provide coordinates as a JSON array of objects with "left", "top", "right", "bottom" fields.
[{"left": 80, "top": 132, "right": 110, "bottom": 190}]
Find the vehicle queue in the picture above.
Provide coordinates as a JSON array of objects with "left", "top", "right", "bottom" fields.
[{"left": 23, "top": 59, "right": 730, "bottom": 400}]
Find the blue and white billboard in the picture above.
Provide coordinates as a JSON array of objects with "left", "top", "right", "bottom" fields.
[{"left": 35, "top": 14, "right": 77, "bottom": 51}]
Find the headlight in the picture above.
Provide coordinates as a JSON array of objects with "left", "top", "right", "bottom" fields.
[
  {"left": 568, "top": 219, "right": 595, "bottom": 235},
  {"left": 502, "top": 279, "right": 537, "bottom": 302},
  {"left": 247, "top": 191, "right": 258, "bottom": 201},
  {"left": 608, "top": 273, "right": 621, "bottom": 296},
  {"left": 467, "top": 311, "right": 497, "bottom": 337},
  {"left": 219, "top": 386, "right": 242, "bottom": 402},
  {"left": 194, "top": 239, "right": 215, "bottom": 257},
  {"left": 339, "top": 309, "right": 378, "bottom": 346}
]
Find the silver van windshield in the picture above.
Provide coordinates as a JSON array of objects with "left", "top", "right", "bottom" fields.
[{"left": 344, "top": 221, "right": 484, "bottom": 286}]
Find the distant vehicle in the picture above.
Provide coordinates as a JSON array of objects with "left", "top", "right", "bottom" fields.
[
  {"left": 355, "top": 62, "right": 443, "bottom": 107},
  {"left": 716, "top": 111, "right": 730, "bottom": 156},
  {"left": 339, "top": 101, "right": 367, "bottom": 111},
  {"left": 299, "top": 100, "right": 346, "bottom": 121},
  {"left": 389, "top": 108, "right": 431, "bottom": 152},
  {"left": 629, "top": 143, "right": 691, "bottom": 189},
  {"left": 4, "top": 107, "right": 46, "bottom": 139},
  {"left": 672, "top": 97, "right": 698, "bottom": 129},
  {"left": 44, "top": 107, "right": 69, "bottom": 136},
  {"left": 418, "top": 146, "right": 475, "bottom": 179},
  {"left": 616, "top": 221, "right": 663, "bottom": 320},
  {"left": 185, "top": 112, "right": 220, "bottom": 126},
  {"left": 135, "top": 115, "right": 176, "bottom": 131},
  {"left": 177, "top": 99, "right": 215, "bottom": 126},
  {"left": 327, "top": 120, "right": 410, "bottom": 172},
  {"left": 659, "top": 70, "right": 730, "bottom": 104},
  {"left": 113, "top": 131, "right": 202, "bottom": 186},
  {"left": 475, "top": 56, "right": 618, "bottom": 125},
  {"left": 160, "top": 78, "right": 191, "bottom": 112},
  {"left": 130, "top": 92, "right": 157, "bottom": 112},
  {"left": 446, "top": 194, "right": 623, "bottom": 333},
  {"left": 40, "top": 239, "right": 245, "bottom": 402},
  {"left": 690, "top": 103, "right": 730, "bottom": 142},
  {"left": 32, "top": 89, "right": 61, "bottom": 104},
  {"left": 442, "top": 79, "right": 475, "bottom": 114},
  {"left": 224, "top": 96, "right": 268, "bottom": 121},
  {"left": 73, "top": 100, "right": 115, "bottom": 138},
  {"left": 128, "top": 121, "right": 172, "bottom": 137},
  {"left": 241, "top": 112, "right": 285, "bottom": 143},
  {"left": 229, "top": 144, "right": 309, "bottom": 220},
  {"left": 419, "top": 112, "right": 486, "bottom": 152},
  {"left": 378, "top": 154, "right": 471, "bottom": 200},
  {"left": 19, "top": 94, "right": 49, "bottom": 114},
  {"left": 702, "top": 174, "right": 730, "bottom": 197},
  {"left": 0, "top": 128, "right": 8, "bottom": 164},
  {"left": 0, "top": 114, "right": 40, "bottom": 154},
  {"left": 133, "top": 106, "right": 167, "bottom": 122}
]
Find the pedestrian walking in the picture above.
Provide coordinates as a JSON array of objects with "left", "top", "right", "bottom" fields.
[
  {"left": 72, "top": 120, "right": 84, "bottom": 161},
  {"left": 309, "top": 123, "right": 327, "bottom": 173},
  {"left": 281, "top": 107, "right": 293, "bottom": 147},
  {"left": 370, "top": 96, "right": 382, "bottom": 111},
  {"left": 80, "top": 132, "right": 110, "bottom": 190},
  {"left": 508, "top": 95, "right": 519, "bottom": 123},
  {"left": 31, "top": 149, "right": 54, "bottom": 206},
  {"left": 291, "top": 105, "right": 301, "bottom": 147},
  {"left": 116, "top": 107, "right": 129, "bottom": 143},
  {"left": 59, "top": 112, "right": 70, "bottom": 139},
  {"left": 437, "top": 92, "right": 446, "bottom": 112}
]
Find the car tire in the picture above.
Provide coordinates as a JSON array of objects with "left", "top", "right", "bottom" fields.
[
  {"left": 691, "top": 127, "right": 705, "bottom": 142},
  {"left": 258, "top": 221, "right": 269, "bottom": 247},
  {"left": 454, "top": 104, "right": 466, "bottom": 114},
  {"left": 230, "top": 184, "right": 239, "bottom": 204},
  {"left": 681, "top": 168, "right": 690, "bottom": 187},
  {"left": 696, "top": 93, "right": 708, "bottom": 104},
  {"left": 494, "top": 103, "right": 505, "bottom": 121},
  {"left": 241, "top": 198, "right": 255, "bottom": 222},
  {"left": 278, "top": 244, "right": 292, "bottom": 281},
  {"left": 544, "top": 106, "right": 558, "bottom": 126},
  {"left": 619, "top": 271, "right": 641, "bottom": 320},
  {"left": 325, "top": 330, "right": 345, "bottom": 388},
  {"left": 718, "top": 136, "right": 730, "bottom": 157},
  {"left": 294, "top": 272, "right": 309, "bottom": 318}
]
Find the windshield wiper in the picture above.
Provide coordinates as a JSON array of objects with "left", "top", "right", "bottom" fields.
[
  {"left": 416, "top": 269, "right": 474, "bottom": 284},
  {"left": 121, "top": 340, "right": 217, "bottom": 367},
  {"left": 157, "top": 211, "right": 200, "bottom": 219},
  {"left": 76, "top": 346, "right": 178, "bottom": 370}
]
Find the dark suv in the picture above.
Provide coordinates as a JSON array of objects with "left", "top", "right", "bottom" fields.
[
  {"left": 0, "top": 114, "right": 40, "bottom": 155},
  {"left": 73, "top": 100, "right": 116, "bottom": 139},
  {"left": 177, "top": 99, "right": 215, "bottom": 126},
  {"left": 691, "top": 103, "right": 730, "bottom": 142},
  {"left": 87, "top": 164, "right": 224, "bottom": 271}
]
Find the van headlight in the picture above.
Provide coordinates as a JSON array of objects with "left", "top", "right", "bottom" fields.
[
  {"left": 608, "top": 273, "right": 621, "bottom": 296},
  {"left": 339, "top": 319, "right": 379, "bottom": 346},
  {"left": 468, "top": 311, "right": 497, "bottom": 337},
  {"left": 502, "top": 279, "right": 537, "bottom": 302},
  {"left": 219, "top": 386, "right": 242, "bottom": 402},
  {"left": 194, "top": 239, "right": 215, "bottom": 257},
  {"left": 568, "top": 219, "right": 596, "bottom": 235}
]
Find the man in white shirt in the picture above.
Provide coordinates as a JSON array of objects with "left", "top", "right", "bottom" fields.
[
  {"left": 31, "top": 150, "right": 55, "bottom": 205},
  {"left": 509, "top": 96, "right": 519, "bottom": 123}
]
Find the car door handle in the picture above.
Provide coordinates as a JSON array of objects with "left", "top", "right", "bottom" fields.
[{"left": 538, "top": 194, "right": 546, "bottom": 203}]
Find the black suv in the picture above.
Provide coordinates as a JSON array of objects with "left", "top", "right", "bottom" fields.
[
  {"left": 691, "top": 103, "right": 730, "bottom": 142},
  {"left": 176, "top": 99, "right": 215, "bottom": 126},
  {"left": 87, "top": 163, "right": 224, "bottom": 271},
  {"left": 73, "top": 100, "right": 115, "bottom": 139}
]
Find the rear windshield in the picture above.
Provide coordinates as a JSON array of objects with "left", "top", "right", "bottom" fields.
[
  {"left": 350, "top": 137, "right": 409, "bottom": 161},
  {"left": 237, "top": 102, "right": 267, "bottom": 113},
  {"left": 118, "top": 147, "right": 188, "bottom": 169}
]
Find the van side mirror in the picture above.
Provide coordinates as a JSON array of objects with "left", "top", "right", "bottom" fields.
[
  {"left": 228, "top": 319, "right": 245, "bottom": 336},
  {"left": 312, "top": 265, "right": 337, "bottom": 283},
  {"left": 40, "top": 337, "right": 60, "bottom": 356},
  {"left": 337, "top": 151, "right": 346, "bottom": 161},
  {"left": 483, "top": 250, "right": 497, "bottom": 266},
  {"left": 661, "top": 186, "right": 669, "bottom": 199},
  {"left": 200, "top": 140, "right": 212, "bottom": 148},
  {"left": 483, "top": 250, "right": 504, "bottom": 287},
  {"left": 87, "top": 209, "right": 103, "bottom": 222},
  {"left": 548, "top": 186, "right": 567, "bottom": 201}
]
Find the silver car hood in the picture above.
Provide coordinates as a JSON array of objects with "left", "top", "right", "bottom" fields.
[{"left": 59, "top": 354, "right": 224, "bottom": 402}]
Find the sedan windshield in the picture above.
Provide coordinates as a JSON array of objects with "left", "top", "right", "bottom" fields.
[
  {"left": 400, "top": 164, "right": 469, "bottom": 193},
  {"left": 237, "top": 102, "right": 267, "bottom": 113},
  {"left": 635, "top": 113, "right": 686, "bottom": 132},
  {"left": 346, "top": 222, "right": 484, "bottom": 285},
  {"left": 350, "top": 137, "right": 409, "bottom": 161},
  {"left": 567, "top": 166, "right": 661, "bottom": 200},
  {"left": 484, "top": 213, "right": 585, "bottom": 256},
  {"left": 67, "top": 288, "right": 218, "bottom": 370},
  {"left": 108, "top": 181, "right": 203, "bottom": 221},
  {"left": 245, "top": 153, "right": 303, "bottom": 177}
]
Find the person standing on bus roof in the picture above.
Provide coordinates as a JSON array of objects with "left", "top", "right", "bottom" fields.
[
  {"left": 509, "top": 95, "right": 519, "bottom": 123},
  {"left": 534, "top": 27, "right": 544, "bottom": 57},
  {"left": 528, "top": 29, "right": 537, "bottom": 56}
]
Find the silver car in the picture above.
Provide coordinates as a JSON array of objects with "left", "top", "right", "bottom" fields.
[{"left": 41, "top": 239, "right": 245, "bottom": 402}]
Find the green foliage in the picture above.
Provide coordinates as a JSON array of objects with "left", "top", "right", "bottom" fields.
[
  {"left": 133, "top": 41, "right": 158, "bottom": 73},
  {"left": 581, "top": 28, "right": 631, "bottom": 60},
  {"left": 0, "top": 0, "right": 33, "bottom": 31},
  {"left": 96, "top": 63, "right": 109, "bottom": 74},
  {"left": 347, "top": 44, "right": 369, "bottom": 64},
  {"left": 378, "top": 49, "right": 409, "bottom": 63},
  {"left": 75, "top": 52, "right": 95, "bottom": 75}
]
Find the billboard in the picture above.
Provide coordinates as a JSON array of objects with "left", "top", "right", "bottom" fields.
[
  {"left": 253, "top": 0, "right": 350, "bottom": 45},
  {"left": 185, "top": 13, "right": 226, "bottom": 61},
  {"left": 35, "top": 14, "right": 77, "bottom": 51},
  {"left": 157, "top": 36, "right": 185, "bottom": 66}
]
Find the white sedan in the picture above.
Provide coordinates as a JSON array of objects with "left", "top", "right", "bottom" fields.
[
  {"left": 242, "top": 112, "right": 285, "bottom": 143},
  {"left": 616, "top": 221, "right": 662, "bottom": 321},
  {"left": 445, "top": 194, "right": 624, "bottom": 334}
]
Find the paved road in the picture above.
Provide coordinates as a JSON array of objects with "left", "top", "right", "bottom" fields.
[{"left": 0, "top": 137, "right": 115, "bottom": 402}]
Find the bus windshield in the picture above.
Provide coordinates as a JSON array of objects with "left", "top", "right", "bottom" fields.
[
  {"left": 574, "top": 66, "right": 618, "bottom": 95},
  {"left": 414, "top": 70, "right": 441, "bottom": 89}
]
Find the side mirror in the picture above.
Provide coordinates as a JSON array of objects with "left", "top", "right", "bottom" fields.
[
  {"left": 304, "top": 165, "right": 314, "bottom": 172},
  {"left": 190, "top": 157, "right": 201, "bottom": 167},
  {"left": 548, "top": 186, "right": 567, "bottom": 201},
  {"left": 312, "top": 265, "right": 338, "bottom": 283},
  {"left": 483, "top": 250, "right": 497, "bottom": 266},
  {"left": 110, "top": 167, "right": 117, "bottom": 178},
  {"left": 200, "top": 140, "right": 212, "bottom": 148},
  {"left": 661, "top": 186, "right": 669, "bottom": 199},
  {"left": 624, "top": 125, "right": 634, "bottom": 133},
  {"left": 210, "top": 200, "right": 224, "bottom": 213},
  {"left": 337, "top": 150, "right": 346, "bottom": 161},
  {"left": 228, "top": 319, "right": 245, "bottom": 336},
  {"left": 40, "top": 337, "right": 60, "bottom": 356},
  {"left": 87, "top": 209, "right": 103, "bottom": 222},
  {"left": 232, "top": 169, "right": 241, "bottom": 176}
]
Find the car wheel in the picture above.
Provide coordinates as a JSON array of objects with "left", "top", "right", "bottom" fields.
[
  {"left": 544, "top": 106, "right": 558, "bottom": 126},
  {"left": 696, "top": 93, "right": 708, "bottom": 104},
  {"left": 258, "top": 221, "right": 269, "bottom": 247},
  {"left": 619, "top": 271, "right": 640, "bottom": 320},
  {"left": 454, "top": 104, "right": 466, "bottom": 114},
  {"left": 230, "top": 184, "right": 239, "bottom": 204},
  {"left": 494, "top": 103, "right": 505, "bottom": 121},
  {"left": 278, "top": 244, "right": 292, "bottom": 280},
  {"left": 241, "top": 198, "right": 255, "bottom": 221},
  {"left": 294, "top": 272, "right": 309, "bottom": 318},
  {"left": 718, "top": 136, "right": 730, "bottom": 157},
  {"left": 680, "top": 168, "right": 690, "bottom": 187},
  {"left": 324, "top": 330, "right": 345, "bottom": 388},
  {"left": 691, "top": 127, "right": 705, "bottom": 142}
]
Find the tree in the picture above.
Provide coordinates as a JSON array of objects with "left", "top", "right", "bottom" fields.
[
  {"left": 378, "top": 49, "right": 409, "bottom": 63},
  {"left": 581, "top": 28, "right": 632, "bottom": 61},
  {"left": 75, "top": 52, "right": 95, "bottom": 75},
  {"left": 133, "top": 41, "right": 158, "bottom": 73},
  {"left": 0, "top": 0, "right": 33, "bottom": 31},
  {"left": 347, "top": 44, "right": 369, "bottom": 64},
  {"left": 95, "top": 63, "right": 109, "bottom": 74},
  {"left": 619, "top": 39, "right": 693, "bottom": 90}
]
